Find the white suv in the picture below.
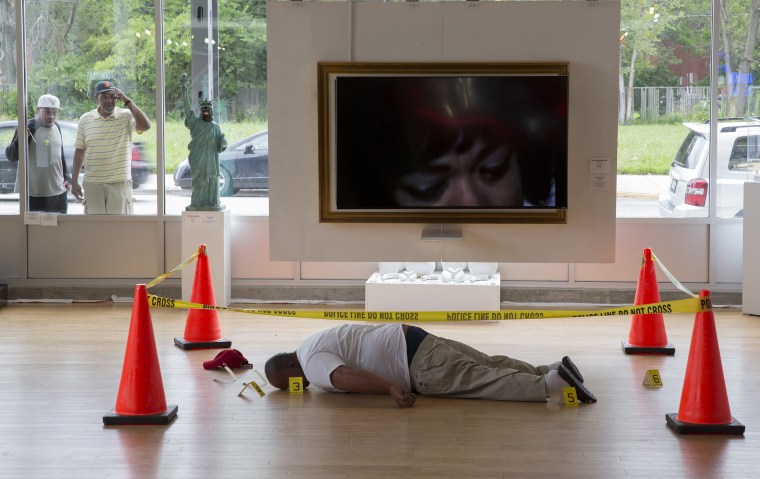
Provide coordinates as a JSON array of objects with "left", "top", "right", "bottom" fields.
[{"left": 659, "top": 119, "right": 760, "bottom": 217}]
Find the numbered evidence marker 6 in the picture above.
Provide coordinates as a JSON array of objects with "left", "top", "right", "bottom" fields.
[
  {"left": 642, "top": 369, "right": 663, "bottom": 388},
  {"left": 562, "top": 386, "right": 579, "bottom": 406},
  {"left": 289, "top": 376, "right": 304, "bottom": 394}
]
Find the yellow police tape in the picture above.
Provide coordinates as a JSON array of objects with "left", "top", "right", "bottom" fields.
[
  {"left": 145, "top": 246, "right": 713, "bottom": 322},
  {"left": 147, "top": 293, "right": 712, "bottom": 322},
  {"left": 145, "top": 249, "right": 200, "bottom": 289}
]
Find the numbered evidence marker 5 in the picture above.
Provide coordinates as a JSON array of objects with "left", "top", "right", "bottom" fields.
[
  {"left": 642, "top": 369, "right": 663, "bottom": 388},
  {"left": 562, "top": 386, "right": 579, "bottom": 406},
  {"left": 289, "top": 376, "right": 304, "bottom": 394}
]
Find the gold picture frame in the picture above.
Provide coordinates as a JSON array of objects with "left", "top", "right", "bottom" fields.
[{"left": 318, "top": 61, "right": 569, "bottom": 224}]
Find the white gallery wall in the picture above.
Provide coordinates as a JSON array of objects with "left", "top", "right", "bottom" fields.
[{"left": 268, "top": 1, "right": 621, "bottom": 263}]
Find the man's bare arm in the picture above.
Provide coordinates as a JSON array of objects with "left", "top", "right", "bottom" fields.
[
  {"left": 111, "top": 88, "right": 151, "bottom": 133},
  {"left": 125, "top": 101, "right": 151, "bottom": 133},
  {"left": 330, "top": 365, "right": 415, "bottom": 408},
  {"left": 71, "top": 148, "right": 85, "bottom": 200}
]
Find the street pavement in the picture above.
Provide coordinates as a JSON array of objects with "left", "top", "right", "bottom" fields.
[{"left": 617, "top": 174, "right": 670, "bottom": 199}]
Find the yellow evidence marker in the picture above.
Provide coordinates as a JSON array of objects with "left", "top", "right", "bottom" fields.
[
  {"left": 562, "top": 386, "right": 579, "bottom": 406},
  {"left": 642, "top": 369, "right": 663, "bottom": 388},
  {"left": 289, "top": 376, "right": 304, "bottom": 394}
]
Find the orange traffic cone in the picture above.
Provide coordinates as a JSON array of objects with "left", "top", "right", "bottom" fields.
[
  {"left": 174, "top": 244, "right": 231, "bottom": 350},
  {"left": 104, "top": 284, "right": 178, "bottom": 425},
  {"left": 622, "top": 248, "right": 675, "bottom": 354},
  {"left": 666, "top": 290, "right": 744, "bottom": 434}
]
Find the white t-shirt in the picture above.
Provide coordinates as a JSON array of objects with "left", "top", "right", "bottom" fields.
[{"left": 296, "top": 323, "right": 410, "bottom": 392}]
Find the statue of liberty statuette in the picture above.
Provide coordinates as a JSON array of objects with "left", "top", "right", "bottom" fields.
[{"left": 181, "top": 73, "right": 227, "bottom": 211}]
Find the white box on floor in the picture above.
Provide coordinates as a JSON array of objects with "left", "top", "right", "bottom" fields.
[{"left": 365, "top": 272, "right": 500, "bottom": 312}]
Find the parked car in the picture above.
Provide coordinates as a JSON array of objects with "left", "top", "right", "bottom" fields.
[
  {"left": 0, "top": 120, "right": 150, "bottom": 194},
  {"left": 173, "top": 129, "right": 268, "bottom": 197},
  {"left": 658, "top": 119, "right": 760, "bottom": 218}
]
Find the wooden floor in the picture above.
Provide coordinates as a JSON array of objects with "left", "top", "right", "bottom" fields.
[{"left": 0, "top": 302, "right": 758, "bottom": 478}]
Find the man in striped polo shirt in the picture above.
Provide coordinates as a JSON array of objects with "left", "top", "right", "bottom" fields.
[{"left": 71, "top": 81, "right": 151, "bottom": 214}]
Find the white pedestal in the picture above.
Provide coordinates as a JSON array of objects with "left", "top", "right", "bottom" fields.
[
  {"left": 365, "top": 272, "right": 501, "bottom": 312},
  {"left": 181, "top": 210, "right": 231, "bottom": 307},
  {"left": 743, "top": 183, "right": 760, "bottom": 315}
]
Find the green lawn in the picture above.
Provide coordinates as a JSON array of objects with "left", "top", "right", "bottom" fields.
[
  {"left": 617, "top": 123, "right": 687, "bottom": 175},
  {"left": 140, "top": 120, "right": 267, "bottom": 173}
]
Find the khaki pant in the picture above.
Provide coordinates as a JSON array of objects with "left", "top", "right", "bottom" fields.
[
  {"left": 83, "top": 180, "right": 133, "bottom": 214},
  {"left": 409, "top": 334, "right": 549, "bottom": 402}
]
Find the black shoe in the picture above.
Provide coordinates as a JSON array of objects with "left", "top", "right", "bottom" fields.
[
  {"left": 558, "top": 364, "right": 597, "bottom": 403},
  {"left": 562, "top": 356, "right": 584, "bottom": 383}
]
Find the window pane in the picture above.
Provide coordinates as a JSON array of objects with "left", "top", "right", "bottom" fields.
[
  {"left": 715, "top": 0, "right": 760, "bottom": 218},
  {"left": 617, "top": 0, "right": 711, "bottom": 219},
  {"left": 23, "top": 0, "right": 157, "bottom": 215},
  {"left": 0, "top": 0, "right": 19, "bottom": 214},
  {"left": 165, "top": 0, "right": 268, "bottom": 216},
  {"left": 0, "top": 116, "right": 19, "bottom": 213}
]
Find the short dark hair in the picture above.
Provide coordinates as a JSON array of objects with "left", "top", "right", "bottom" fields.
[{"left": 265, "top": 352, "right": 295, "bottom": 390}]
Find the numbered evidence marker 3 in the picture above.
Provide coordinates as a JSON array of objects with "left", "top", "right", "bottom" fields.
[
  {"left": 642, "top": 369, "right": 663, "bottom": 388},
  {"left": 562, "top": 386, "right": 579, "bottom": 406},
  {"left": 289, "top": 376, "right": 304, "bottom": 394}
]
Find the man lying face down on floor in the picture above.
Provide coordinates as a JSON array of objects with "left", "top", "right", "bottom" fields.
[{"left": 264, "top": 323, "right": 596, "bottom": 408}]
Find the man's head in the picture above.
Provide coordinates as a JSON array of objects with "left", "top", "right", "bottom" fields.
[
  {"left": 264, "top": 352, "right": 310, "bottom": 390},
  {"left": 36, "top": 94, "right": 60, "bottom": 127},
  {"left": 199, "top": 98, "right": 214, "bottom": 123},
  {"left": 95, "top": 81, "right": 117, "bottom": 116}
]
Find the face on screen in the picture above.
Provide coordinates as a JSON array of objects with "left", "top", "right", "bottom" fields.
[
  {"left": 333, "top": 73, "right": 567, "bottom": 211},
  {"left": 393, "top": 131, "right": 524, "bottom": 208}
]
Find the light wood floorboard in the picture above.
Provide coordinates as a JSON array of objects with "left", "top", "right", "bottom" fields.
[{"left": 0, "top": 303, "right": 758, "bottom": 478}]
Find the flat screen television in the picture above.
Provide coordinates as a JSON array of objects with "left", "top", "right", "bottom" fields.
[{"left": 318, "top": 62, "right": 569, "bottom": 223}]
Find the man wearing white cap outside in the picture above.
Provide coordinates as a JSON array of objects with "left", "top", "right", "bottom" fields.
[
  {"left": 71, "top": 81, "right": 151, "bottom": 214},
  {"left": 4, "top": 94, "right": 71, "bottom": 213}
]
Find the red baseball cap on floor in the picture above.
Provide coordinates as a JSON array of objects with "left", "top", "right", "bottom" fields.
[{"left": 203, "top": 349, "right": 252, "bottom": 370}]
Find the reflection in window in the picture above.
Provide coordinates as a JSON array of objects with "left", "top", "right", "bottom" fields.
[
  {"left": 164, "top": 0, "right": 268, "bottom": 216},
  {"left": 615, "top": 0, "right": 711, "bottom": 219},
  {"left": 673, "top": 131, "right": 708, "bottom": 170},
  {"left": 12, "top": 0, "right": 159, "bottom": 215},
  {"left": 729, "top": 135, "right": 760, "bottom": 172},
  {"left": 1, "top": 121, "right": 19, "bottom": 209}
]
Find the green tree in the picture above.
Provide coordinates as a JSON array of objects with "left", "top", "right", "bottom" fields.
[
  {"left": 218, "top": 0, "right": 267, "bottom": 120},
  {"left": 3, "top": 0, "right": 267, "bottom": 121},
  {"left": 718, "top": 0, "right": 760, "bottom": 117},
  {"left": 0, "top": 0, "right": 17, "bottom": 86},
  {"left": 619, "top": 0, "right": 685, "bottom": 124}
]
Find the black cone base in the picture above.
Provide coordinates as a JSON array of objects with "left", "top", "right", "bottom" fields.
[
  {"left": 622, "top": 340, "right": 675, "bottom": 355},
  {"left": 666, "top": 413, "right": 744, "bottom": 435},
  {"left": 174, "top": 337, "right": 231, "bottom": 350},
  {"left": 103, "top": 404, "right": 178, "bottom": 425}
]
